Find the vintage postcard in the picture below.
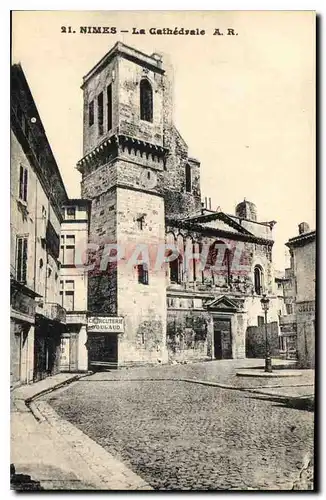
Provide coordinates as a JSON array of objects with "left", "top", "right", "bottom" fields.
[{"left": 10, "top": 10, "right": 316, "bottom": 491}]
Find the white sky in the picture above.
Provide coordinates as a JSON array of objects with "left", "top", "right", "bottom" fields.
[{"left": 11, "top": 10, "right": 316, "bottom": 272}]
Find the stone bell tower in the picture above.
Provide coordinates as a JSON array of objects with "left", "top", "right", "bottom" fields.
[{"left": 77, "top": 42, "right": 171, "bottom": 366}]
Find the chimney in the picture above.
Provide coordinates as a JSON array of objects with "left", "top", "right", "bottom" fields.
[
  {"left": 208, "top": 197, "right": 212, "bottom": 210},
  {"left": 298, "top": 222, "right": 310, "bottom": 235},
  {"left": 205, "top": 197, "right": 207, "bottom": 209}
]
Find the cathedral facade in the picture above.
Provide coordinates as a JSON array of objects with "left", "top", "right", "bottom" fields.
[{"left": 77, "top": 42, "right": 282, "bottom": 368}]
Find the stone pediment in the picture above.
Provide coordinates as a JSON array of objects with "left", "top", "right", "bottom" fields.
[
  {"left": 183, "top": 212, "right": 254, "bottom": 237},
  {"left": 199, "top": 218, "right": 241, "bottom": 233},
  {"left": 205, "top": 295, "right": 242, "bottom": 312}
]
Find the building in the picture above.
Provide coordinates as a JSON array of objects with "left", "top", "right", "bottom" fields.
[
  {"left": 77, "top": 42, "right": 283, "bottom": 368},
  {"left": 11, "top": 64, "right": 89, "bottom": 386},
  {"left": 283, "top": 223, "right": 316, "bottom": 368},
  {"left": 275, "top": 270, "right": 296, "bottom": 358},
  {"left": 11, "top": 64, "right": 68, "bottom": 386},
  {"left": 59, "top": 200, "right": 90, "bottom": 372}
]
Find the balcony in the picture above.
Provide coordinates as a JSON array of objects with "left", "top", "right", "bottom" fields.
[{"left": 36, "top": 301, "right": 66, "bottom": 324}]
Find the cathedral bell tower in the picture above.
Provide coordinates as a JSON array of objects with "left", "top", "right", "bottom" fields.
[{"left": 77, "top": 42, "right": 169, "bottom": 367}]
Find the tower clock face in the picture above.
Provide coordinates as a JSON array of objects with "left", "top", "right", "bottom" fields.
[{"left": 140, "top": 168, "right": 157, "bottom": 189}]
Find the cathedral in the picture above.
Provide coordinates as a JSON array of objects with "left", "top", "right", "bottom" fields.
[{"left": 77, "top": 42, "right": 282, "bottom": 368}]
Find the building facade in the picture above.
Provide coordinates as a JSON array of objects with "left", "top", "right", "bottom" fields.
[
  {"left": 11, "top": 64, "right": 68, "bottom": 386},
  {"left": 284, "top": 223, "right": 316, "bottom": 368},
  {"left": 11, "top": 64, "right": 89, "bottom": 386},
  {"left": 77, "top": 42, "right": 283, "bottom": 367},
  {"left": 59, "top": 200, "right": 90, "bottom": 372}
]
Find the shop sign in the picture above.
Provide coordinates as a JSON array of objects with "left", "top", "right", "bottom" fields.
[{"left": 87, "top": 316, "right": 124, "bottom": 333}]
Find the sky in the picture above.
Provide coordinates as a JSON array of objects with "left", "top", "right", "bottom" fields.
[{"left": 11, "top": 10, "right": 316, "bottom": 272}]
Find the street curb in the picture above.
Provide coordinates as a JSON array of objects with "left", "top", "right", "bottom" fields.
[
  {"left": 236, "top": 370, "right": 303, "bottom": 378},
  {"left": 180, "top": 378, "right": 314, "bottom": 401},
  {"left": 21, "top": 372, "right": 94, "bottom": 421}
]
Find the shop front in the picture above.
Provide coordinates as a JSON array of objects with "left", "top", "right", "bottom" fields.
[
  {"left": 34, "top": 302, "right": 66, "bottom": 382},
  {"left": 86, "top": 315, "right": 124, "bottom": 370},
  {"left": 10, "top": 279, "right": 39, "bottom": 387},
  {"left": 59, "top": 317, "right": 88, "bottom": 373}
]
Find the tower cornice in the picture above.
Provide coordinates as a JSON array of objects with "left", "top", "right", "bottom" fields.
[
  {"left": 82, "top": 42, "right": 165, "bottom": 89},
  {"left": 77, "top": 134, "right": 169, "bottom": 175}
]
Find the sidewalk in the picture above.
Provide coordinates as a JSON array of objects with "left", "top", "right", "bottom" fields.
[
  {"left": 11, "top": 373, "right": 81, "bottom": 412},
  {"left": 11, "top": 373, "right": 152, "bottom": 490}
]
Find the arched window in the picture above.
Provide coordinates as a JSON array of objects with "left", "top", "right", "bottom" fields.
[
  {"left": 169, "top": 255, "right": 182, "bottom": 284},
  {"left": 254, "top": 265, "right": 264, "bottom": 295},
  {"left": 208, "top": 240, "right": 231, "bottom": 284},
  {"left": 140, "top": 79, "right": 153, "bottom": 122}
]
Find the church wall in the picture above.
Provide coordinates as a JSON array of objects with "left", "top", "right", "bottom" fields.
[
  {"left": 162, "top": 128, "right": 202, "bottom": 218},
  {"left": 166, "top": 305, "right": 212, "bottom": 363}
]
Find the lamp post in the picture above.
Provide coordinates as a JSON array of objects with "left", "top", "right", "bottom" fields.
[{"left": 260, "top": 293, "right": 272, "bottom": 373}]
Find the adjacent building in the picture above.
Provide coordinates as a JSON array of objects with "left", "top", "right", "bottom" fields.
[
  {"left": 283, "top": 223, "right": 316, "bottom": 368},
  {"left": 11, "top": 64, "right": 68, "bottom": 386},
  {"left": 77, "top": 42, "right": 284, "bottom": 368},
  {"left": 10, "top": 64, "right": 89, "bottom": 387},
  {"left": 59, "top": 200, "right": 90, "bottom": 372}
]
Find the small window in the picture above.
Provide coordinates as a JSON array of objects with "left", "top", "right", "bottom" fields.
[
  {"left": 185, "top": 164, "right": 192, "bottom": 193},
  {"left": 140, "top": 79, "right": 153, "bottom": 122},
  {"left": 19, "top": 165, "right": 28, "bottom": 202},
  {"left": 257, "top": 316, "right": 265, "bottom": 326},
  {"left": 107, "top": 84, "right": 112, "bottom": 131},
  {"left": 137, "top": 263, "right": 149, "bottom": 285},
  {"left": 60, "top": 280, "right": 75, "bottom": 311},
  {"left": 89, "top": 100, "right": 94, "bottom": 127},
  {"left": 137, "top": 215, "right": 145, "bottom": 231},
  {"left": 61, "top": 235, "right": 75, "bottom": 265},
  {"left": 16, "top": 236, "right": 28, "bottom": 283},
  {"left": 66, "top": 207, "right": 76, "bottom": 220},
  {"left": 97, "top": 92, "right": 104, "bottom": 135}
]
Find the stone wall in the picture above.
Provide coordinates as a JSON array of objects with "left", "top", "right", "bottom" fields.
[
  {"left": 167, "top": 309, "right": 212, "bottom": 363},
  {"left": 86, "top": 188, "right": 117, "bottom": 314},
  {"left": 162, "top": 127, "right": 201, "bottom": 218},
  {"left": 294, "top": 240, "right": 316, "bottom": 303},
  {"left": 245, "top": 322, "right": 280, "bottom": 358}
]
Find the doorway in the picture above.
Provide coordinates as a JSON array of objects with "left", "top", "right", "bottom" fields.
[
  {"left": 88, "top": 333, "right": 118, "bottom": 369},
  {"left": 213, "top": 318, "right": 232, "bottom": 359}
]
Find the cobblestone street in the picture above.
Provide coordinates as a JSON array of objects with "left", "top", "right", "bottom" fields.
[{"left": 45, "top": 360, "right": 314, "bottom": 490}]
